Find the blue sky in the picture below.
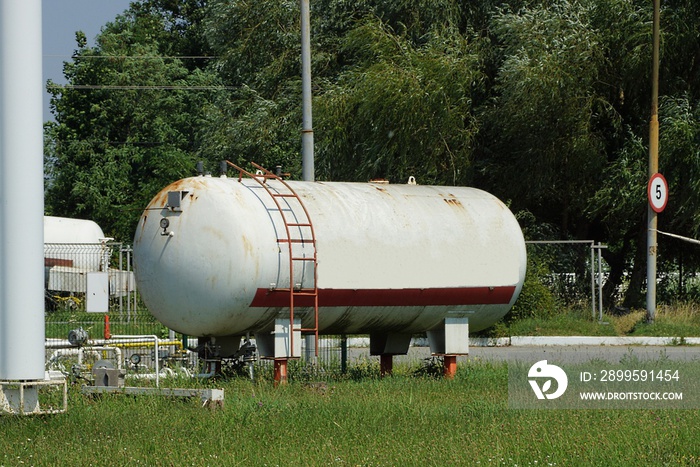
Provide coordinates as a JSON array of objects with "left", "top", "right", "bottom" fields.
[{"left": 43, "top": 0, "right": 131, "bottom": 121}]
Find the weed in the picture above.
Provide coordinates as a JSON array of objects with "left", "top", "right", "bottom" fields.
[{"left": 2, "top": 363, "right": 699, "bottom": 465}]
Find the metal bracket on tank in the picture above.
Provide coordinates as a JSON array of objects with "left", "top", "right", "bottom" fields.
[{"left": 166, "top": 191, "right": 188, "bottom": 211}]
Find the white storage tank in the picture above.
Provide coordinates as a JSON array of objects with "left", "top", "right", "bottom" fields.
[
  {"left": 44, "top": 216, "right": 107, "bottom": 270},
  {"left": 133, "top": 173, "right": 527, "bottom": 339}
]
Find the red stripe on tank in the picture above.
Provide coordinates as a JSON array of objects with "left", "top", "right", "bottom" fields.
[{"left": 250, "top": 286, "right": 516, "bottom": 308}]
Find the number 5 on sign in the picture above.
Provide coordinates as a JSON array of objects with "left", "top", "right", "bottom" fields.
[{"left": 648, "top": 173, "right": 669, "bottom": 213}]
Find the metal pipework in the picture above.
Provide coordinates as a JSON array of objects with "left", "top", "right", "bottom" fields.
[{"left": 111, "top": 335, "right": 160, "bottom": 387}]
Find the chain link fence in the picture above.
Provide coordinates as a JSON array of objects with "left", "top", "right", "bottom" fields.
[
  {"left": 42, "top": 240, "right": 613, "bottom": 381},
  {"left": 524, "top": 240, "right": 609, "bottom": 320},
  {"left": 44, "top": 242, "right": 163, "bottom": 340}
]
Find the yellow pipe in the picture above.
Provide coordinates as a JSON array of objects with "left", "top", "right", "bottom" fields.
[{"left": 111, "top": 340, "right": 182, "bottom": 350}]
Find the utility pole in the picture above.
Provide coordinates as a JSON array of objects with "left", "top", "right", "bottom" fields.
[
  {"left": 300, "top": 0, "right": 314, "bottom": 182},
  {"left": 300, "top": 0, "right": 317, "bottom": 361},
  {"left": 646, "top": 0, "right": 661, "bottom": 322}
]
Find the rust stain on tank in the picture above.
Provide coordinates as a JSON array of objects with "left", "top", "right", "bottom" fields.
[
  {"left": 241, "top": 234, "right": 254, "bottom": 258},
  {"left": 150, "top": 178, "right": 203, "bottom": 208},
  {"left": 139, "top": 214, "right": 148, "bottom": 236},
  {"left": 444, "top": 198, "right": 462, "bottom": 207}
]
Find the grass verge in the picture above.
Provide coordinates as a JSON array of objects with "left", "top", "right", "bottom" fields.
[
  {"left": 486, "top": 302, "right": 700, "bottom": 338},
  {"left": 1, "top": 362, "right": 699, "bottom": 466}
]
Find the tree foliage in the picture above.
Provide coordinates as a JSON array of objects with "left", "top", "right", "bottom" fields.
[
  {"left": 316, "top": 17, "right": 482, "bottom": 184},
  {"left": 45, "top": 1, "right": 219, "bottom": 241},
  {"left": 45, "top": 0, "right": 700, "bottom": 308}
]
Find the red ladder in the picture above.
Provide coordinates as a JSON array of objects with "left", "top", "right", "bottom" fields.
[{"left": 226, "top": 161, "right": 319, "bottom": 357}]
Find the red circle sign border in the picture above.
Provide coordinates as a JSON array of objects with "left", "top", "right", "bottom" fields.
[{"left": 648, "top": 172, "right": 669, "bottom": 213}]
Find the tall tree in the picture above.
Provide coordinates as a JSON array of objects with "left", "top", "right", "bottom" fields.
[
  {"left": 478, "top": 0, "right": 610, "bottom": 231},
  {"left": 316, "top": 17, "right": 482, "bottom": 184},
  {"left": 45, "top": 1, "right": 219, "bottom": 242}
]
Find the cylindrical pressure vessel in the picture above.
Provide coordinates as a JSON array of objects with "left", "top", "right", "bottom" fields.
[{"left": 133, "top": 175, "right": 526, "bottom": 337}]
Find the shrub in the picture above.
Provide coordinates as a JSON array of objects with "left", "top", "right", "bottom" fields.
[{"left": 507, "top": 255, "right": 558, "bottom": 321}]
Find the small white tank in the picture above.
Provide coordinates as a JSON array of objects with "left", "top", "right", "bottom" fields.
[
  {"left": 44, "top": 216, "right": 107, "bottom": 270},
  {"left": 44, "top": 216, "right": 106, "bottom": 244},
  {"left": 133, "top": 175, "right": 527, "bottom": 337}
]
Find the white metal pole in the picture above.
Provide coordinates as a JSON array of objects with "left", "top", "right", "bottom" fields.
[
  {"left": 598, "top": 243, "right": 603, "bottom": 321},
  {"left": 590, "top": 243, "right": 596, "bottom": 319},
  {"left": 300, "top": 0, "right": 317, "bottom": 361},
  {"left": 646, "top": 0, "right": 660, "bottom": 322},
  {"left": 0, "top": 0, "right": 45, "bottom": 380},
  {"left": 300, "top": 0, "right": 314, "bottom": 182}
]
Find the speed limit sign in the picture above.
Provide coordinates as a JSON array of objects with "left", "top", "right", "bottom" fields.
[{"left": 648, "top": 173, "right": 668, "bottom": 213}]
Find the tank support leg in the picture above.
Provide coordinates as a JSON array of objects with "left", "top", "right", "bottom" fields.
[
  {"left": 443, "top": 355, "right": 457, "bottom": 379},
  {"left": 274, "top": 359, "right": 288, "bottom": 386},
  {"left": 427, "top": 317, "right": 469, "bottom": 379},
  {"left": 380, "top": 354, "right": 393, "bottom": 377}
]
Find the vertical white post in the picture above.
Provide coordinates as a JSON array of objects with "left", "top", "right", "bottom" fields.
[
  {"left": 0, "top": 0, "right": 45, "bottom": 381},
  {"left": 300, "top": 0, "right": 314, "bottom": 182},
  {"left": 300, "top": 0, "right": 316, "bottom": 361},
  {"left": 590, "top": 242, "right": 596, "bottom": 319},
  {"left": 598, "top": 243, "right": 603, "bottom": 322},
  {"left": 646, "top": 0, "right": 660, "bottom": 322}
]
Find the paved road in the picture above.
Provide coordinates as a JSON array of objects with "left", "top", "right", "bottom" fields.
[{"left": 345, "top": 345, "right": 700, "bottom": 365}]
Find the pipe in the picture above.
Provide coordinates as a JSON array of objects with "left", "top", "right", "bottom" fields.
[
  {"left": 45, "top": 338, "right": 183, "bottom": 350},
  {"left": 443, "top": 356, "right": 457, "bottom": 379},
  {"left": 47, "top": 346, "right": 123, "bottom": 371},
  {"left": 111, "top": 335, "right": 160, "bottom": 387},
  {"left": 274, "top": 359, "right": 288, "bottom": 386},
  {"left": 126, "top": 367, "right": 175, "bottom": 380},
  {"left": 0, "top": 0, "right": 45, "bottom": 381},
  {"left": 380, "top": 354, "right": 393, "bottom": 377}
]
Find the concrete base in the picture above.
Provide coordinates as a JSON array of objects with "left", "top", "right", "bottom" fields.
[
  {"left": 369, "top": 332, "right": 411, "bottom": 356},
  {"left": 81, "top": 386, "right": 224, "bottom": 409},
  {"left": 256, "top": 318, "right": 301, "bottom": 359},
  {"left": 427, "top": 317, "right": 470, "bottom": 355},
  {"left": 0, "top": 380, "right": 67, "bottom": 415}
]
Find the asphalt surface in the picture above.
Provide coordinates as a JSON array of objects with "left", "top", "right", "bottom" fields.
[{"left": 345, "top": 345, "right": 700, "bottom": 365}]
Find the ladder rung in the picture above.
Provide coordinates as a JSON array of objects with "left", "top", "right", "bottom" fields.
[
  {"left": 231, "top": 162, "right": 319, "bottom": 344},
  {"left": 273, "top": 288, "right": 316, "bottom": 293}
]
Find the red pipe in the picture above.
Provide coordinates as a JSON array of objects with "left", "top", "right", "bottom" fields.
[
  {"left": 104, "top": 315, "right": 111, "bottom": 340},
  {"left": 443, "top": 355, "right": 457, "bottom": 379},
  {"left": 274, "top": 359, "right": 288, "bottom": 386},
  {"left": 380, "top": 354, "right": 393, "bottom": 377}
]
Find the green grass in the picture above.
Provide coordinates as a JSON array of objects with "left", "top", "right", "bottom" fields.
[
  {"left": 2, "top": 362, "right": 699, "bottom": 466},
  {"left": 487, "top": 303, "right": 700, "bottom": 338},
  {"left": 631, "top": 303, "right": 700, "bottom": 338}
]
